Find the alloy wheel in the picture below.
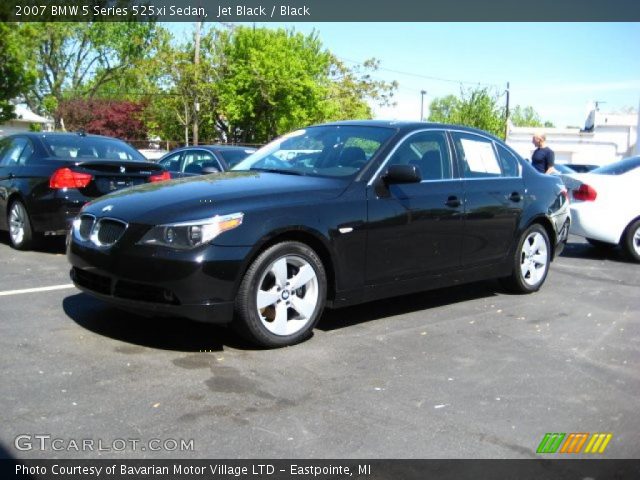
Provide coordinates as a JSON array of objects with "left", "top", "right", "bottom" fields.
[
  {"left": 255, "top": 255, "right": 319, "bottom": 336},
  {"left": 633, "top": 227, "right": 640, "bottom": 257},
  {"left": 9, "top": 202, "right": 26, "bottom": 246},
  {"left": 520, "top": 231, "right": 549, "bottom": 287}
]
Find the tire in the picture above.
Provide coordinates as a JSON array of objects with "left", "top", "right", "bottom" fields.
[
  {"left": 8, "top": 200, "right": 35, "bottom": 250},
  {"left": 233, "top": 241, "right": 327, "bottom": 348},
  {"left": 586, "top": 238, "right": 615, "bottom": 249},
  {"left": 621, "top": 219, "right": 640, "bottom": 263},
  {"left": 501, "top": 224, "right": 551, "bottom": 293}
]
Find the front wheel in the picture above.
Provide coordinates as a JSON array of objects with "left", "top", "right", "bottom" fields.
[
  {"left": 621, "top": 219, "right": 640, "bottom": 263},
  {"left": 8, "top": 200, "right": 35, "bottom": 250},
  {"left": 233, "top": 241, "right": 327, "bottom": 348},
  {"left": 501, "top": 224, "right": 551, "bottom": 293}
]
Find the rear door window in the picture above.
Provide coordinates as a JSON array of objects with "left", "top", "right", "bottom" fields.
[{"left": 451, "top": 132, "right": 502, "bottom": 178}]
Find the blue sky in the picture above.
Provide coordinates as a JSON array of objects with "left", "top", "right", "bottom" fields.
[{"left": 165, "top": 22, "right": 640, "bottom": 128}]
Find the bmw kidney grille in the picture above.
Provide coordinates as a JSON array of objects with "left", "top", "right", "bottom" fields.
[{"left": 76, "top": 215, "right": 127, "bottom": 248}]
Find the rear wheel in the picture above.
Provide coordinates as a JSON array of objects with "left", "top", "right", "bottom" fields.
[
  {"left": 8, "top": 200, "right": 35, "bottom": 250},
  {"left": 233, "top": 241, "right": 327, "bottom": 348},
  {"left": 501, "top": 224, "right": 551, "bottom": 293},
  {"left": 621, "top": 219, "right": 640, "bottom": 263}
]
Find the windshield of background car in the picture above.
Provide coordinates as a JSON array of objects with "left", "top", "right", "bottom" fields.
[
  {"left": 591, "top": 156, "right": 640, "bottom": 175},
  {"left": 42, "top": 136, "right": 146, "bottom": 161},
  {"left": 232, "top": 125, "right": 395, "bottom": 178},
  {"left": 219, "top": 149, "right": 256, "bottom": 168}
]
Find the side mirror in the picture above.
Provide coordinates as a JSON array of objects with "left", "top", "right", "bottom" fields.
[
  {"left": 384, "top": 164, "right": 421, "bottom": 184},
  {"left": 202, "top": 166, "right": 221, "bottom": 175}
]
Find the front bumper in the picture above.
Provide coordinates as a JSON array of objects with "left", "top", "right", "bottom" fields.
[{"left": 67, "top": 236, "right": 252, "bottom": 324}]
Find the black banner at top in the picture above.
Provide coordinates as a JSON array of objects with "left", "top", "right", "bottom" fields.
[{"left": 1, "top": 0, "right": 640, "bottom": 22}]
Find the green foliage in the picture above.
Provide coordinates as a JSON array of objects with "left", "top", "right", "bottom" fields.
[
  {"left": 13, "top": 22, "right": 158, "bottom": 128},
  {"left": 0, "top": 23, "right": 36, "bottom": 122},
  {"left": 9, "top": 22, "right": 396, "bottom": 144},
  {"left": 428, "top": 87, "right": 505, "bottom": 138},
  {"left": 510, "top": 105, "right": 542, "bottom": 127},
  {"left": 145, "top": 26, "right": 396, "bottom": 145}
]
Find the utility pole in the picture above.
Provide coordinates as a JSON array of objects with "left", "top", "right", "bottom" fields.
[
  {"left": 420, "top": 90, "right": 427, "bottom": 121},
  {"left": 193, "top": 21, "right": 201, "bottom": 146},
  {"left": 504, "top": 81, "right": 510, "bottom": 140}
]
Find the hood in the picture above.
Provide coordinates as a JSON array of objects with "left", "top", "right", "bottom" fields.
[{"left": 81, "top": 171, "right": 349, "bottom": 225}]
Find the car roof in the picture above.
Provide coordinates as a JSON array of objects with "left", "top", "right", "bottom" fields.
[
  {"left": 12, "top": 132, "right": 127, "bottom": 141},
  {"left": 172, "top": 145, "right": 256, "bottom": 151},
  {"left": 310, "top": 119, "right": 502, "bottom": 139}
]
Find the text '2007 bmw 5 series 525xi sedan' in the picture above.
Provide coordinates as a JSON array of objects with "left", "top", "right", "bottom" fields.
[{"left": 67, "top": 121, "right": 570, "bottom": 347}]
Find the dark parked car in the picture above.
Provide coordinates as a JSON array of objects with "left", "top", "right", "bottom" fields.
[
  {"left": 0, "top": 132, "right": 169, "bottom": 250},
  {"left": 68, "top": 121, "right": 570, "bottom": 347},
  {"left": 157, "top": 145, "right": 257, "bottom": 177}
]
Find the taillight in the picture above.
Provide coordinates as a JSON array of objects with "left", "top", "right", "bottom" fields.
[
  {"left": 573, "top": 184, "right": 597, "bottom": 201},
  {"left": 149, "top": 171, "right": 171, "bottom": 182},
  {"left": 49, "top": 168, "right": 93, "bottom": 189}
]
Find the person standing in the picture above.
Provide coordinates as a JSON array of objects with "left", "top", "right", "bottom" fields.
[{"left": 531, "top": 134, "right": 555, "bottom": 173}]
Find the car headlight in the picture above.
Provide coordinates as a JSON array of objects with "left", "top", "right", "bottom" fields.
[{"left": 137, "top": 212, "right": 244, "bottom": 250}]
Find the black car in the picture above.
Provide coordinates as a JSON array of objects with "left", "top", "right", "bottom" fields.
[
  {"left": 157, "top": 145, "right": 257, "bottom": 177},
  {"left": 0, "top": 132, "right": 169, "bottom": 250},
  {"left": 68, "top": 121, "right": 570, "bottom": 347}
]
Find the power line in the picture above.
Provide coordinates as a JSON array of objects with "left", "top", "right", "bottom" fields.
[{"left": 337, "top": 56, "right": 501, "bottom": 88}]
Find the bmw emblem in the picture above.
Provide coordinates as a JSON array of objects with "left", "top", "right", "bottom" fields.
[{"left": 102, "top": 205, "right": 113, "bottom": 212}]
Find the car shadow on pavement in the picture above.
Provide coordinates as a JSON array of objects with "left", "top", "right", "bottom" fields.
[
  {"left": 64, "top": 281, "right": 501, "bottom": 350},
  {"left": 62, "top": 293, "right": 256, "bottom": 352},
  {"left": 318, "top": 280, "right": 500, "bottom": 332},
  {"left": 560, "top": 241, "right": 631, "bottom": 264},
  {"left": 0, "top": 231, "right": 66, "bottom": 254}
]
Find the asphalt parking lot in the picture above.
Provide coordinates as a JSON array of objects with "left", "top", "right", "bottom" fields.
[{"left": 0, "top": 233, "right": 638, "bottom": 460}]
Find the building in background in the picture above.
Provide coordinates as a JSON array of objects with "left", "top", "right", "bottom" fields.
[
  {"left": 507, "top": 106, "right": 639, "bottom": 166},
  {"left": 0, "top": 104, "right": 53, "bottom": 137}
]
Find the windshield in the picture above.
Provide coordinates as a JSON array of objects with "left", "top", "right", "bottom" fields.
[
  {"left": 42, "top": 135, "right": 146, "bottom": 161},
  {"left": 232, "top": 125, "right": 395, "bottom": 178},
  {"left": 591, "top": 156, "right": 640, "bottom": 175}
]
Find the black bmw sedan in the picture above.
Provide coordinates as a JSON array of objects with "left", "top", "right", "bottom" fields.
[
  {"left": 68, "top": 121, "right": 570, "bottom": 347},
  {"left": 0, "top": 132, "right": 169, "bottom": 250}
]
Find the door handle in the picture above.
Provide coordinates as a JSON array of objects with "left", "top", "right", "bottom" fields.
[
  {"left": 508, "top": 192, "right": 522, "bottom": 202},
  {"left": 445, "top": 196, "right": 461, "bottom": 208}
]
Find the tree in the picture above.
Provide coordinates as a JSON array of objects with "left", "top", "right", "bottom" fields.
[
  {"left": 0, "top": 23, "right": 36, "bottom": 122},
  {"left": 428, "top": 95, "right": 461, "bottom": 124},
  {"left": 57, "top": 99, "right": 147, "bottom": 141},
  {"left": 510, "top": 105, "right": 542, "bottom": 127},
  {"left": 14, "top": 22, "right": 158, "bottom": 129},
  {"left": 144, "top": 26, "right": 397, "bottom": 145},
  {"left": 428, "top": 87, "right": 505, "bottom": 138}
]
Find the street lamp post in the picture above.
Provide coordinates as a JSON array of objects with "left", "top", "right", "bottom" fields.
[{"left": 420, "top": 90, "right": 427, "bottom": 121}]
